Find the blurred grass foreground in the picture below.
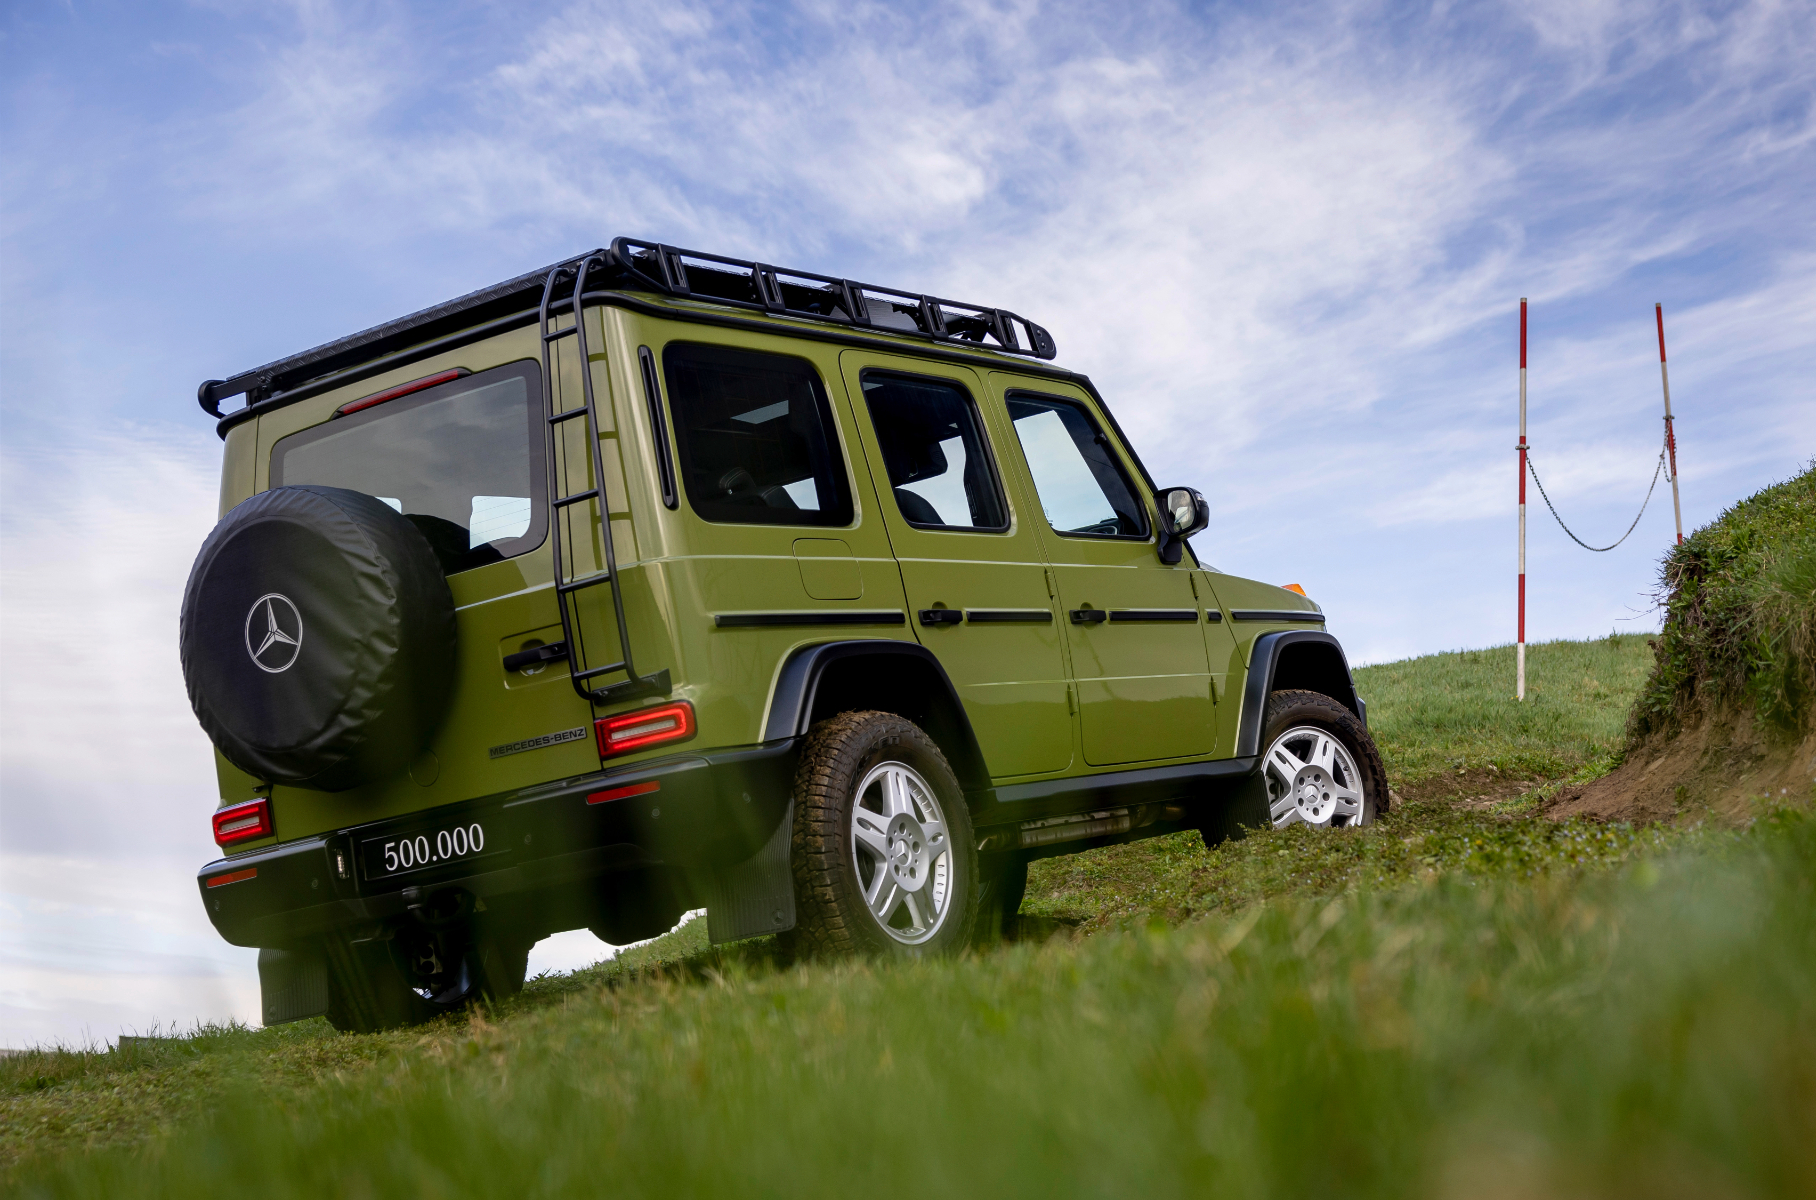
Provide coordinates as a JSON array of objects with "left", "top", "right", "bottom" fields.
[
  {"left": 6, "top": 466, "right": 1815, "bottom": 1198},
  {"left": 8, "top": 803, "right": 1813, "bottom": 1198}
]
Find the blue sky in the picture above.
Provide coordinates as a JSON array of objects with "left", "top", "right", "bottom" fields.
[{"left": 3, "top": 0, "right": 1812, "bottom": 1048}]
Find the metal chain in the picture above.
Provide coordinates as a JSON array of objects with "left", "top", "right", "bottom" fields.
[{"left": 1526, "top": 443, "right": 1667, "bottom": 552}]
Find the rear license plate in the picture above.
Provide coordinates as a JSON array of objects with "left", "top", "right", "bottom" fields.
[{"left": 361, "top": 818, "right": 506, "bottom": 882}]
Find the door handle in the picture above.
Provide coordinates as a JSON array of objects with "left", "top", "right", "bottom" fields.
[
  {"left": 1069, "top": 609, "right": 1107, "bottom": 624},
  {"left": 918, "top": 609, "right": 964, "bottom": 627},
  {"left": 504, "top": 641, "right": 569, "bottom": 672}
]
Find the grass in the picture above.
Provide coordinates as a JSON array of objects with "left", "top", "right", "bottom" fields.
[
  {"left": 1633, "top": 461, "right": 1816, "bottom": 737},
  {"left": 1359, "top": 632, "right": 1655, "bottom": 785},
  {"left": 7, "top": 809, "right": 1812, "bottom": 1198},
  {"left": 5, "top": 630, "right": 1812, "bottom": 1197}
]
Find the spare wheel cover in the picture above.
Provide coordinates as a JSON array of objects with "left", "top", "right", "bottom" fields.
[{"left": 179, "top": 486, "right": 456, "bottom": 792}]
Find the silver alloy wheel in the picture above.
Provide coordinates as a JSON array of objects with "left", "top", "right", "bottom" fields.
[
  {"left": 849, "top": 760, "right": 953, "bottom": 945},
  {"left": 1262, "top": 725, "right": 1368, "bottom": 829}
]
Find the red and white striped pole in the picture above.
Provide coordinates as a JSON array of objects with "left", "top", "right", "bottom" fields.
[
  {"left": 1518, "top": 298, "right": 1528, "bottom": 701},
  {"left": 1656, "top": 303, "right": 1684, "bottom": 545}
]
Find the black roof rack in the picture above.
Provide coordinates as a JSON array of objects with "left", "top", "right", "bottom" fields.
[{"left": 196, "top": 238, "right": 1057, "bottom": 420}]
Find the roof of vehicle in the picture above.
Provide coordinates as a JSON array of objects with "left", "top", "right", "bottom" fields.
[{"left": 198, "top": 238, "right": 1059, "bottom": 430}]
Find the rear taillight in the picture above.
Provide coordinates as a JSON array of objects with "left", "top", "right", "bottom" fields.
[
  {"left": 212, "top": 798, "right": 273, "bottom": 847},
  {"left": 595, "top": 701, "right": 696, "bottom": 759}
]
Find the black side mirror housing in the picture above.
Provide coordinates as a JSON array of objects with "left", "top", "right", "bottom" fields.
[{"left": 1155, "top": 486, "right": 1210, "bottom": 565}]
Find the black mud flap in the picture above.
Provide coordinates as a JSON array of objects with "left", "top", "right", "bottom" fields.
[
  {"left": 700, "top": 800, "right": 796, "bottom": 945},
  {"left": 1200, "top": 770, "right": 1271, "bottom": 848},
  {"left": 258, "top": 945, "right": 330, "bottom": 1025}
]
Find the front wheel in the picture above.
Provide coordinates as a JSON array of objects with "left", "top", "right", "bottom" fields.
[
  {"left": 1257, "top": 689, "right": 1389, "bottom": 830},
  {"left": 788, "top": 710, "right": 978, "bottom": 959}
]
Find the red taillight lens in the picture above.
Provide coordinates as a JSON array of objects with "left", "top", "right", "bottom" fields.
[
  {"left": 595, "top": 701, "right": 696, "bottom": 759},
  {"left": 212, "top": 798, "right": 273, "bottom": 847},
  {"left": 335, "top": 368, "right": 467, "bottom": 417}
]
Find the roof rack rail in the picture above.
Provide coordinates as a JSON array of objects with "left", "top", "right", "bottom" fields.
[
  {"left": 604, "top": 237, "right": 1057, "bottom": 362},
  {"left": 196, "top": 237, "right": 1057, "bottom": 424}
]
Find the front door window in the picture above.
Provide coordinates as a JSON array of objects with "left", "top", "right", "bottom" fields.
[{"left": 1005, "top": 395, "right": 1146, "bottom": 539}]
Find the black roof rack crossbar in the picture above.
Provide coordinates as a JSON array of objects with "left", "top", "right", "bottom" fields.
[
  {"left": 197, "top": 236, "right": 1057, "bottom": 423},
  {"left": 606, "top": 237, "right": 1056, "bottom": 362}
]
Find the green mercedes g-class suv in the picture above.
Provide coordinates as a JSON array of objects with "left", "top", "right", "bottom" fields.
[{"left": 183, "top": 238, "right": 1385, "bottom": 1032}]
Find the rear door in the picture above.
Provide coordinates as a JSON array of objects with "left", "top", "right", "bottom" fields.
[
  {"left": 836, "top": 351, "right": 1074, "bottom": 780},
  {"left": 987, "top": 375, "right": 1217, "bottom": 767}
]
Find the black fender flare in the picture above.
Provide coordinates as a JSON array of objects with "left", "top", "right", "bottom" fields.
[
  {"left": 1235, "top": 630, "right": 1365, "bottom": 757},
  {"left": 762, "top": 640, "right": 990, "bottom": 796}
]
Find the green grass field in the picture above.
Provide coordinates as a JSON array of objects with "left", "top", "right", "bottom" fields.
[{"left": 6, "top": 631, "right": 1812, "bottom": 1198}]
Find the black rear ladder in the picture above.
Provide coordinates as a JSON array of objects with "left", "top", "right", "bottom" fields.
[{"left": 538, "top": 255, "right": 669, "bottom": 707}]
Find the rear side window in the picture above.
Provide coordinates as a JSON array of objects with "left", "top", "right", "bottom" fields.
[
  {"left": 859, "top": 371, "right": 1007, "bottom": 532},
  {"left": 662, "top": 343, "right": 852, "bottom": 527},
  {"left": 270, "top": 361, "right": 546, "bottom": 574},
  {"left": 1005, "top": 392, "right": 1148, "bottom": 538}
]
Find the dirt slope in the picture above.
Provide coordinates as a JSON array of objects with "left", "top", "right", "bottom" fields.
[{"left": 1547, "top": 713, "right": 1816, "bottom": 826}]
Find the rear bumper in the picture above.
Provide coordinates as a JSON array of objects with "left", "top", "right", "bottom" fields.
[{"left": 196, "top": 739, "right": 797, "bottom": 949}]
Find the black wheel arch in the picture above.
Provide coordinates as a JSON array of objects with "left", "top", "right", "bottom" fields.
[
  {"left": 1235, "top": 630, "right": 1365, "bottom": 757},
  {"left": 763, "top": 640, "right": 990, "bottom": 800}
]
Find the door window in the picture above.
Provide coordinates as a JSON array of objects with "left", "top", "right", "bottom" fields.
[
  {"left": 859, "top": 372, "right": 1007, "bottom": 532},
  {"left": 1005, "top": 393, "right": 1147, "bottom": 538},
  {"left": 663, "top": 343, "right": 853, "bottom": 527},
  {"left": 270, "top": 361, "right": 546, "bottom": 575}
]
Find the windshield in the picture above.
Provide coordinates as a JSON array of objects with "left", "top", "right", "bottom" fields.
[{"left": 270, "top": 361, "right": 547, "bottom": 574}]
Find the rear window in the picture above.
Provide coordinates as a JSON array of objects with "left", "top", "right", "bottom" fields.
[
  {"left": 662, "top": 343, "right": 852, "bottom": 527},
  {"left": 270, "top": 361, "right": 546, "bottom": 574},
  {"left": 859, "top": 371, "right": 1007, "bottom": 532}
]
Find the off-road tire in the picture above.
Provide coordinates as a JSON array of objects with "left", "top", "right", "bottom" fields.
[
  {"left": 180, "top": 485, "right": 456, "bottom": 792},
  {"left": 786, "top": 710, "right": 978, "bottom": 960},
  {"left": 1257, "top": 689, "right": 1389, "bottom": 828}
]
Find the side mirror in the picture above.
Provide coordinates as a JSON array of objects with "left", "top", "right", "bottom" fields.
[{"left": 1155, "top": 486, "right": 1209, "bottom": 564}]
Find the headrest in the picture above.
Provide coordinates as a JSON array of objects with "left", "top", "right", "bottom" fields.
[{"left": 888, "top": 438, "right": 948, "bottom": 485}]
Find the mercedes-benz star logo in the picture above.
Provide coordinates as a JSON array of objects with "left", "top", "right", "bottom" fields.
[{"left": 244, "top": 593, "right": 304, "bottom": 674}]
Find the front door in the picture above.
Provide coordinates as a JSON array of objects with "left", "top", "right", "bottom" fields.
[
  {"left": 990, "top": 377, "right": 1216, "bottom": 767},
  {"left": 837, "top": 352, "right": 1073, "bottom": 779}
]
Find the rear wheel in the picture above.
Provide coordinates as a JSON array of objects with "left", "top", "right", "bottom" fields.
[{"left": 788, "top": 710, "right": 978, "bottom": 959}]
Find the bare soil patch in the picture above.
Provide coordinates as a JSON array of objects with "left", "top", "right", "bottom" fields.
[
  {"left": 1545, "top": 710, "right": 1816, "bottom": 827},
  {"left": 1394, "top": 767, "right": 1534, "bottom": 809}
]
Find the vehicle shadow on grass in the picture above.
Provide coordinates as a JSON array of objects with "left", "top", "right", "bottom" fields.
[{"left": 514, "top": 905, "right": 1083, "bottom": 1014}]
